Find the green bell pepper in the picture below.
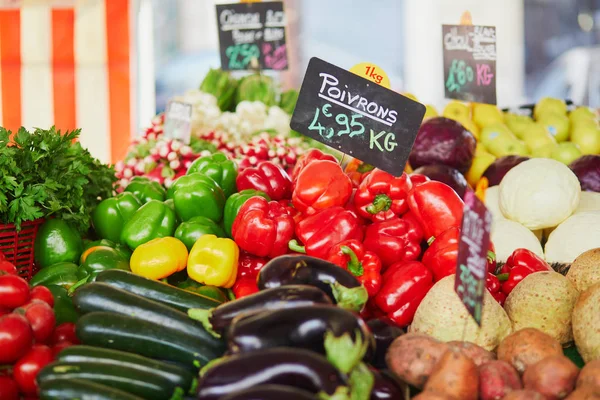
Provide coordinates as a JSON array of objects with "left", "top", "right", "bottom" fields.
[
  {"left": 124, "top": 176, "right": 167, "bottom": 204},
  {"left": 120, "top": 199, "right": 178, "bottom": 250},
  {"left": 29, "top": 262, "right": 79, "bottom": 289},
  {"left": 70, "top": 247, "right": 131, "bottom": 293},
  {"left": 167, "top": 173, "right": 226, "bottom": 222},
  {"left": 81, "top": 239, "right": 132, "bottom": 262},
  {"left": 223, "top": 189, "right": 270, "bottom": 237},
  {"left": 174, "top": 216, "right": 226, "bottom": 251},
  {"left": 34, "top": 219, "right": 83, "bottom": 269},
  {"left": 92, "top": 192, "right": 142, "bottom": 243},
  {"left": 177, "top": 279, "right": 228, "bottom": 303},
  {"left": 46, "top": 284, "right": 79, "bottom": 324},
  {"left": 186, "top": 153, "right": 238, "bottom": 198}
]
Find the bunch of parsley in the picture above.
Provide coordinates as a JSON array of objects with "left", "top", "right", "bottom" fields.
[{"left": 0, "top": 126, "right": 116, "bottom": 233}]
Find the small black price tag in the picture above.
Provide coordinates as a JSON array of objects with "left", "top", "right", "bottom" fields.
[
  {"left": 454, "top": 190, "right": 493, "bottom": 326},
  {"left": 290, "top": 57, "right": 425, "bottom": 177},
  {"left": 215, "top": 1, "right": 288, "bottom": 71},
  {"left": 442, "top": 24, "right": 497, "bottom": 104},
  {"left": 164, "top": 101, "right": 192, "bottom": 144}
]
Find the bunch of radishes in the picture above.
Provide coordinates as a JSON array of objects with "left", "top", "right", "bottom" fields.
[{"left": 0, "top": 254, "right": 77, "bottom": 399}]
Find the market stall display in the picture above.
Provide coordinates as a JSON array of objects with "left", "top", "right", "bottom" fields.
[{"left": 0, "top": 62, "right": 599, "bottom": 400}]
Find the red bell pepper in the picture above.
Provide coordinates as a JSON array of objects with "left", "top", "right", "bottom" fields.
[
  {"left": 421, "top": 226, "right": 459, "bottom": 282},
  {"left": 290, "top": 206, "right": 362, "bottom": 260},
  {"left": 232, "top": 196, "right": 295, "bottom": 258},
  {"left": 408, "top": 173, "right": 430, "bottom": 187},
  {"left": 354, "top": 169, "right": 413, "bottom": 222},
  {"left": 292, "top": 160, "right": 353, "bottom": 215},
  {"left": 291, "top": 149, "right": 338, "bottom": 182},
  {"left": 327, "top": 239, "right": 382, "bottom": 297},
  {"left": 407, "top": 181, "right": 464, "bottom": 240},
  {"left": 486, "top": 273, "right": 506, "bottom": 306},
  {"left": 237, "top": 251, "right": 268, "bottom": 278},
  {"left": 236, "top": 161, "right": 292, "bottom": 201},
  {"left": 374, "top": 261, "right": 433, "bottom": 327},
  {"left": 498, "top": 248, "right": 552, "bottom": 295},
  {"left": 232, "top": 276, "right": 259, "bottom": 299},
  {"left": 363, "top": 217, "right": 424, "bottom": 269},
  {"left": 344, "top": 159, "right": 375, "bottom": 188}
]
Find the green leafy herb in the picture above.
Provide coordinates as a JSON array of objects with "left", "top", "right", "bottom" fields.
[{"left": 0, "top": 126, "right": 116, "bottom": 232}]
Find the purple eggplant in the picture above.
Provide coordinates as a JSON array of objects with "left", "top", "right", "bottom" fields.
[
  {"left": 196, "top": 347, "right": 349, "bottom": 400},
  {"left": 482, "top": 155, "right": 529, "bottom": 186},
  {"left": 188, "top": 285, "right": 332, "bottom": 337},
  {"left": 409, "top": 117, "right": 477, "bottom": 174},
  {"left": 257, "top": 255, "right": 368, "bottom": 312},
  {"left": 370, "top": 370, "right": 407, "bottom": 400},
  {"left": 227, "top": 304, "right": 374, "bottom": 374},
  {"left": 219, "top": 384, "right": 316, "bottom": 400},
  {"left": 569, "top": 155, "right": 600, "bottom": 192},
  {"left": 366, "top": 319, "right": 405, "bottom": 369},
  {"left": 412, "top": 165, "right": 469, "bottom": 198}
]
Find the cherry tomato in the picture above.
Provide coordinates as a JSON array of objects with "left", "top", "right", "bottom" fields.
[
  {"left": 51, "top": 340, "right": 73, "bottom": 357},
  {"left": 17, "top": 300, "right": 56, "bottom": 343},
  {"left": 49, "top": 322, "right": 78, "bottom": 346},
  {"left": 0, "top": 261, "right": 17, "bottom": 275},
  {"left": 0, "top": 314, "right": 33, "bottom": 363},
  {"left": 0, "top": 375, "right": 19, "bottom": 400},
  {"left": 0, "top": 274, "right": 30, "bottom": 309},
  {"left": 29, "top": 286, "right": 54, "bottom": 308},
  {"left": 13, "top": 344, "right": 54, "bottom": 395}
]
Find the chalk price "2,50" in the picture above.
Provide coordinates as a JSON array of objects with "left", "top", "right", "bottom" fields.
[{"left": 308, "top": 103, "right": 399, "bottom": 153}]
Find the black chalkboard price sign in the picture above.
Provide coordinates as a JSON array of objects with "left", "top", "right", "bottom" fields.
[
  {"left": 442, "top": 24, "right": 497, "bottom": 104},
  {"left": 215, "top": 2, "right": 288, "bottom": 71},
  {"left": 290, "top": 58, "right": 426, "bottom": 177},
  {"left": 454, "top": 190, "right": 493, "bottom": 326}
]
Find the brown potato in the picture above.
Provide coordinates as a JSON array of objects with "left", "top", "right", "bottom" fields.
[
  {"left": 577, "top": 360, "right": 600, "bottom": 389},
  {"left": 503, "top": 390, "right": 548, "bottom": 400},
  {"left": 523, "top": 355, "right": 580, "bottom": 400},
  {"left": 497, "top": 328, "right": 563, "bottom": 374},
  {"left": 565, "top": 386, "right": 600, "bottom": 400},
  {"left": 386, "top": 333, "right": 449, "bottom": 388},
  {"left": 424, "top": 348, "right": 479, "bottom": 400},
  {"left": 448, "top": 341, "right": 496, "bottom": 366},
  {"left": 479, "top": 360, "right": 522, "bottom": 400}
]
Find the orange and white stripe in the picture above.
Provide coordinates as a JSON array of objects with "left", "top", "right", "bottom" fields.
[{"left": 0, "top": 0, "right": 135, "bottom": 164}]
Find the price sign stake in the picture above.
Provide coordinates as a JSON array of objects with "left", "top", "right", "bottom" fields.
[
  {"left": 290, "top": 57, "right": 425, "bottom": 176},
  {"left": 216, "top": 1, "right": 288, "bottom": 71},
  {"left": 455, "top": 190, "right": 493, "bottom": 326},
  {"left": 164, "top": 101, "right": 192, "bottom": 144}
]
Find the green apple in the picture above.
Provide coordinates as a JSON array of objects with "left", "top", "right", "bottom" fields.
[
  {"left": 443, "top": 101, "right": 470, "bottom": 121},
  {"left": 551, "top": 142, "right": 582, "bottom": 165},
  {"left": 480, "top": 123, "right": 518, "bottom": 157},
  {"left": 569, "top": 106, "right": 597, "bottom": 125},
  {"left": 523, "top": 127, "right": 557, "bottom": 152},
  {"left": 538, "top": 112, "right": 570, "bottom": 142},
  {"left": 531, "top": 143, "right": 558, "bottom": 158},
  {"left": 423, "top": 104, "right": 438, "bottom": 120},
  {"left": 533, "top": 97, "right": 567, "bottom": 119},
  {"left": 570, "top": 120, "right": 600, "bottom": 155},
  {"left": 504, "top": 113, "right": 535, "bottom": 139},
  {"left": 473, "top": 103, "right": 504, "bottom": 129}
]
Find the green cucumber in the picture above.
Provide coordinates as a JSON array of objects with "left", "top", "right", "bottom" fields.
[
  {"left": 57, "top": 345, "right": 195, "bottom": 393},
  {"left": 40, "top": 378, "right": 144, "bottom": 400},
  {"left": 37, "top": 361, "right": 178, "bottom": 400},
  {"left": 76, "top": 311, "right": 224, "bottom": 369},
  {"left": 96, "top": 269, "right": 221, "bottom": 312},
  {"left": 72, "top": 282, "right": 222, "bottom": 348}
]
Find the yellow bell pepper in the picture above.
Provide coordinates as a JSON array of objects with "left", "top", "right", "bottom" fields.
[
  {"left": 187, "top": 234, "right": 238, "bottom": 288},
  {"left": 130, "top": 237, "right": 188, "bottom": 280}
]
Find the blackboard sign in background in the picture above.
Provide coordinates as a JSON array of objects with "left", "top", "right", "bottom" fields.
[
  {"left": 290, "top": 57, "right": 425, "bottom": 177},
  {"left": 454, "top": 190, "right": 493, "bottom": 326},
  {"left": 442, "top": 24, "right": 497, "bottom": 105},
  {"left": 216, "top": 2, "right": 288, "bottom": 71}
]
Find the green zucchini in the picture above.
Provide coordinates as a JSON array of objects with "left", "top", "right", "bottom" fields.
[
  {"left": 76, "top": 311, "right": 225, "bottom": 370},
  {"left": 40, "top": 378, "right": 144, "bottom": 400},
  {"left": 57, "top": 345, "right": 196, "bottom": 393},
  {"left": 72, "top": 282, "right": 222, "bottom": 347},
  {"left": 96, "top": 269, "right": 221, "bottom": 312},
  {"left": 37, "top": 361, "right": 178, "bottom": 400}
]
